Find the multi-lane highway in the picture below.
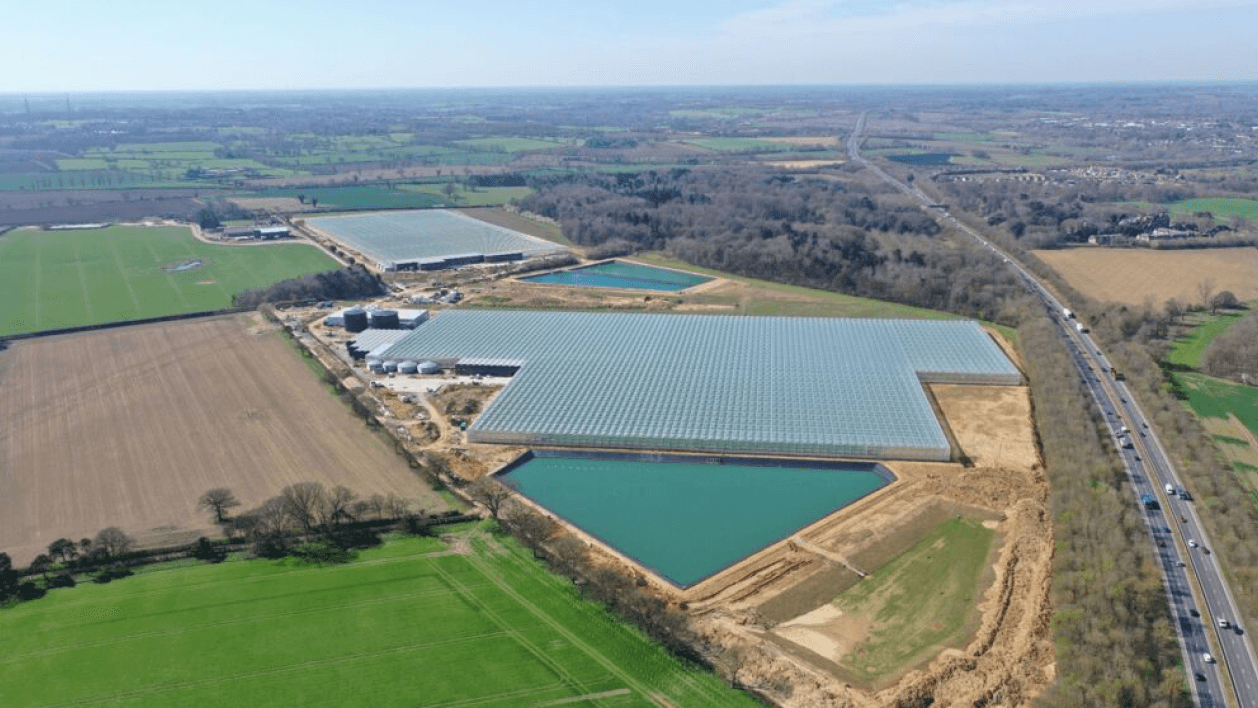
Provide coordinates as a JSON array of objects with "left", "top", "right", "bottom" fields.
[{"left": 848, "top": 114, "right": 1258, "bottom": 707}]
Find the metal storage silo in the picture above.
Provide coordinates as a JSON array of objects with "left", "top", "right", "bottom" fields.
[
  {"left": 370, "top": 309, "right": 399, "bottom": 329},
  {"left": 417, "top": 360, "right": 441, "bottom": 375},
  {"left": 398, "top": 361, "right": 419, "bottom": 375},
  {"left": 368, "top": 360, "right": 385, "bottom": 373},
  {"left": 383, "top": 360, "right": 399, "bottom": 373},
  {"left": 343, "top": 307, "right": 369, "bottom": 333}
]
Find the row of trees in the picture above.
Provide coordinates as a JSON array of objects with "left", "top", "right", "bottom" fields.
[
  {"left": 463, "top": 476, "right": 700, "bottom": 659},
  {"left": 1, "top": 526, "right": 138, "bottom": 605},
  {"left": 1021, "top": 317, "right": 1190, "bottom": 707}
]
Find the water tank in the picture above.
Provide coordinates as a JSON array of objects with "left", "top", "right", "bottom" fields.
[
  {"left": 368, "top": 360, "right": 385, "bottom": 373},
  {"left": 370, "top": 309, "right": 399, "bottom": 329},
  {"left": 398, "top": 360, "right": 419, "bottom": 375},
  {"left": 417, "top": 360, "right": 441, "bottom": 375},
  {"left": 343, "top": 307, "right": 368, "bottom": 333},
  {"left": 383, "top": 360, "right": 399, "bottom": 373}
]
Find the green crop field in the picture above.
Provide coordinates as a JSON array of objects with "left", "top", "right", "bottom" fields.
[
  {"left": 1168, "top": 198, "right": 1258, "bottom": 221},
  {"left": 1174, "top": 372, "right": 1258, "bottom": 440},
  {"left": 0, "top": 225, "right": 338, "bottom": 336},
  {"left": 832, "top": 517, "right": 994, "bottom": 684},
  {"left": 456, "top": 137, "right": 569, "bottom": 152},
  {"left": 0, "top": 531, "right": 756, "bottom": 708}
]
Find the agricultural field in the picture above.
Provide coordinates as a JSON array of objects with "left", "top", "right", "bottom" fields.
[
  {"left": 1168, "top": 197, "right": 1258, "bottom": 221},
  {"left": 0, "top": 531, "right": 756, "bottom": 708},
  {"left": 1033, "top": 247, "right": 1258, "bottom": 306},
  {"left": 681, "top": 137, "right": 792, "bottom": 152},
  {"left": 0, "top": 225, "right": 338, "bottom": 335},
  {"left": 455, "top": 137, "right": 571, "bottom": 152},
  {"left": 0, "top": 314, "right": 446, "bottom": 565}
]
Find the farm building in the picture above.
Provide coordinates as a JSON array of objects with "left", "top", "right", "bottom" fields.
[
  {"left": 371, "top": 311, "right": 1022, "bottom": 461},
  {"left": 349, "top": 329, "right": 411, "bottom": 360},
  {"left": 304, "top": 209, "right": 565, "bottom": 271}
]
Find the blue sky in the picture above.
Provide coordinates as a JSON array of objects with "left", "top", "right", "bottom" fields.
[{"left": 3, "top": 0, "right": 1256, "bottom": 91}]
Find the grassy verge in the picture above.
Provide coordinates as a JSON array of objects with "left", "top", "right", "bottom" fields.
[
  {"left": 0, "top": 532, "right": 757, "bottom": 708},
  {"left": 1167, "top": 311, "right": 1245, "bottom": 369}
]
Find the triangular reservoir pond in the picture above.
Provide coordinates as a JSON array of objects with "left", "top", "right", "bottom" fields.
[{"left": 499, "top": 451, "right": 893, "bottom": 588}]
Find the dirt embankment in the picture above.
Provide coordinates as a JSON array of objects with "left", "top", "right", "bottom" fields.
[{"left": 677, "top": 384, "right": 1055, "bottom": 707}]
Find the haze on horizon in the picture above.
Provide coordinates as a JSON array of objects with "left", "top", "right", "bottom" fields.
[{"left": 3, "top": 0, "right": 1257, "bottom": 93}]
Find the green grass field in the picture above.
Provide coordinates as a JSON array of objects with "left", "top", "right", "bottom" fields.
[
  {"left": 1167, "top": 311, "right": 1246, "bottom": 369},
  {"left": 1168, "top": 198, "right": 1258, "bottom": 221},
  {"left": 0, "top": 531, "right": 756, "bottom": 708},
  {"left": 832, "top": 517, "right": 994, "bottom": 683},
  {"left": 0, "top": 225, "right": 338, "bottom": 335}
]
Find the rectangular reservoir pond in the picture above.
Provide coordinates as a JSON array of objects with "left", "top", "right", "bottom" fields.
[
  {"left": 520, "top": 260, "right": 711, "bottom": 292},
  {"left": 499, "top": 451, "right": 892, "bottom": 588}
]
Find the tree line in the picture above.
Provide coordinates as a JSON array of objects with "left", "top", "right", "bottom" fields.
[
  {"left": 233, "top": 264, "right": 386, "bottom": 308},
  {"left": 1201, "top": 307, "right": 1258, "bottom": 384},
  {"left": 0, "top": 483, "right": 456, "bottom": 608}
]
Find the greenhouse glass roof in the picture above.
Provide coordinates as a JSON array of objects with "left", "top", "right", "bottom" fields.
[
  {"left": 305, "top": 210, "right": 566, "bottom": 265},
  {"left": 376, "top": 311, "right": 1021, "bottom": 460}
]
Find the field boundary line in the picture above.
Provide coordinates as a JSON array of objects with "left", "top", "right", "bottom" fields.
[
  {"left": 431, "top": 558, "right": 603, "bottom": 703},
  {"left": 72, "top": 242, "right": 94, "bottom": 322},
  {"left": 105, "top": 232, "right": 144, "bottom": 316},
  {"left": 459, "top": 535, "right": 703, "bottom": 707}
]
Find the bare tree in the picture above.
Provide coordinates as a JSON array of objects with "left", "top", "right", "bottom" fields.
[
  {"left": 1197, "top": 277, "right": 1217, "bottom": 311},
  {"left": 281, "top": 482, "right": 329, "bottom": 532},
  {"left": 324, "top": 486, "right": 358, "bottom": 528},
  {"left": 505, "top": 504, "right": 555, "bottom": 553},
  {"left": 93, "top": 527, "right": 135, "bottom": 558},
  {"left": 467, "top": 476, "right": 514, "bottom": 518},
  {"left": 197, "top": 488, "right": 241, "bottom": 524},
  {"left": 383, "top": 493, "right": 409, "bottom": 519}
]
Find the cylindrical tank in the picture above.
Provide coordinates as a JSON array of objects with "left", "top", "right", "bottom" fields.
[
  {"left": 343, "top": 307, "right": 368, "bottom": 333},
  {"left": 369, "top": 309, "right": 399, "bottom": 329},
  {"left": 383, "top": 360, "right": 399, "bottom": 373},
  {"left": 368, "top": 360, "right": 385, "bottom": 373},
  {"left": 417, "top": 360, "right": 441, "bottom": 375},
  {"left": 398, "top": 360, "right": 419, "bottom": 375}
]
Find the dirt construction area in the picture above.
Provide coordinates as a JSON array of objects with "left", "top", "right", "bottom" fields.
[
  {"left": 1035, "top": 246, "right": 1258, "bottom": 306},
  {"left": 0, "top": 313, "right": 447, "bottom": 565},
  {"left": 524, "top": 382, "right": 1054, "bottom": 707}
]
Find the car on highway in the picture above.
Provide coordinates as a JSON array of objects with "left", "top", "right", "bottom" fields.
[
  {"left": 1189, "top": 539, "right": 1198, "bottom": 547},
  {"left": 1190, "top": 608, "right": 1200, "bottom": 617},
  {"left": 1195, "top": 672, "right": 1207, "bottom": 682},
  {"left": 1219, "top": 618, "right": 1230, "bottom": 629},
  {"left": 1203, "top": 652, "right": 1215, "bottom": 663}
]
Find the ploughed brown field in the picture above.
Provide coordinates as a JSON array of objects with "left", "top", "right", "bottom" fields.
[
  {"left": 1034, "top": 246, "right": 1258, "bottom": 306},
  {"left": 0, "top": 313, "right": 444, "bottom": 565}
]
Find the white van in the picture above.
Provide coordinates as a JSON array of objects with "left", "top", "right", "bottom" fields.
[{"left": 1165, "top": 483, "right": 1175, "bottom": 495}]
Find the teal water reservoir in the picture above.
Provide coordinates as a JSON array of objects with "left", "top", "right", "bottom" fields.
[
  {"left": 520, "top": 260, "right": 710, "bottom": 292},
  {"left": 500, "top": 451, "right": 892, "bottom": 588}
]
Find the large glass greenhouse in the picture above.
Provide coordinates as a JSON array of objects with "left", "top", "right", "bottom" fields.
[
  {"left": 305, "top": 209, "right": 566, "bottom": 267},
  {"left": 375, "top": 311, "right": 1022, "bottom": 461}
]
